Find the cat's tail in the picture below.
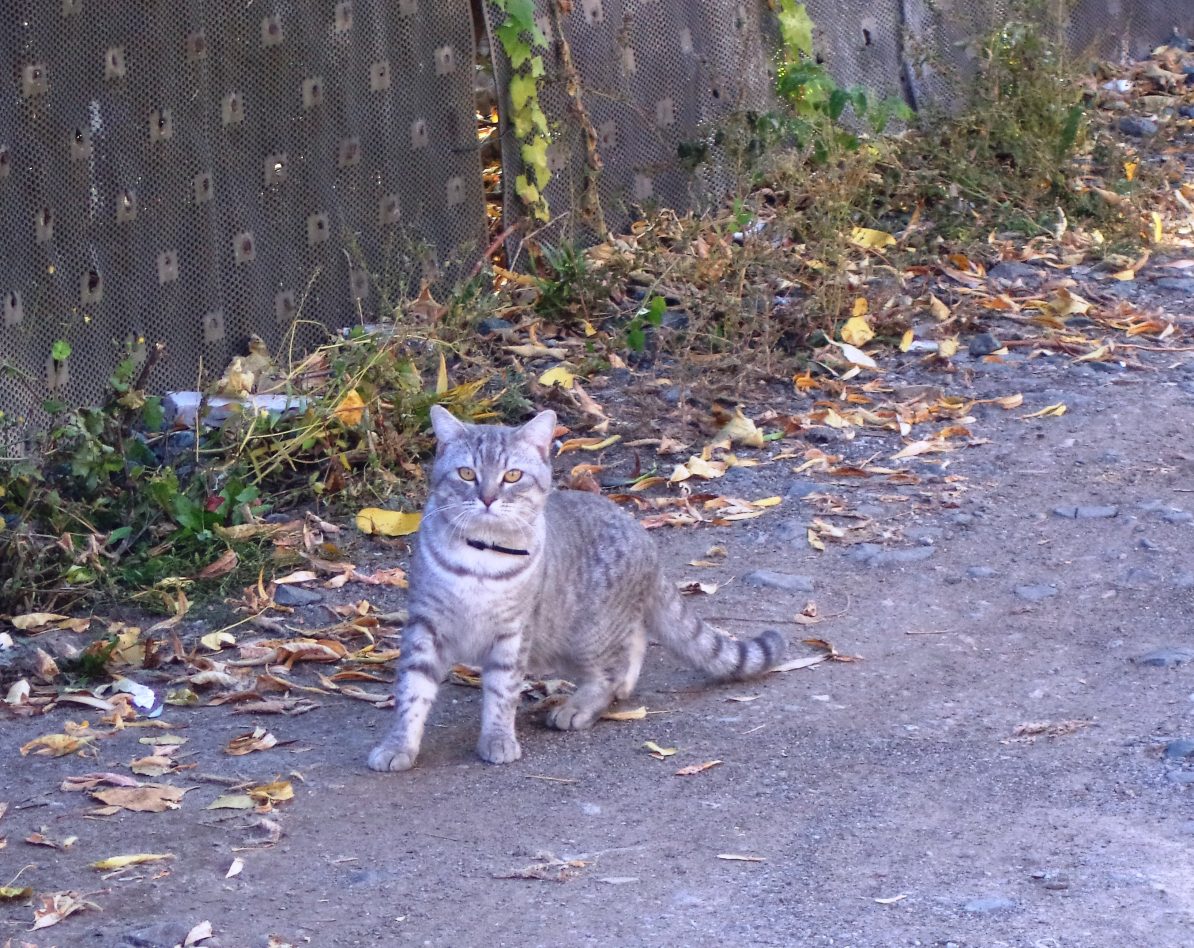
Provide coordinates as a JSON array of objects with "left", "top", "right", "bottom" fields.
[{"left": 647, "top": 577, "right": 786, "bottom": 680}]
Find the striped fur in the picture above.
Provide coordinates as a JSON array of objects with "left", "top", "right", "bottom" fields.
[{"left": 367, "top": 406, "right": 786, "bottom": 772}]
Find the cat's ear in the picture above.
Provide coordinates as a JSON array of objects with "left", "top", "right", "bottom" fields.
[
  {"left": 429, "top": 404, "right": 467, "bottom": 447},
  {"left": 517, "top": 409, "right": 557, "bottom": 461}
]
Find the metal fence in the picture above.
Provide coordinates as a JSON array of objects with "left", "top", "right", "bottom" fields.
[{"left": 1, "top": 0, "right": 1190, "bottom": 437}]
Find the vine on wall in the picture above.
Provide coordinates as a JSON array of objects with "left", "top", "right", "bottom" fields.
[{"left": 492, "top": 0, "right": 552, "bottom": 222}]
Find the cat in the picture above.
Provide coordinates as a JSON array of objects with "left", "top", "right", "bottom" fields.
[{"left": 367, "top": 405, "right": 786, "bottom": 772}]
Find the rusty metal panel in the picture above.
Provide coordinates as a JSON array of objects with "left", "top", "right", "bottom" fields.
[{"left": 0, "top": 0, "right": 485, "bottom": 439}]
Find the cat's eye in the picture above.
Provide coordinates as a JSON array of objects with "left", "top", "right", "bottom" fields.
[
  {"left": 458, "top": 467, "right": 476, "bottom": 481},
  {"left": 502, "top": 469, "right": 523, "bottom": 484}
]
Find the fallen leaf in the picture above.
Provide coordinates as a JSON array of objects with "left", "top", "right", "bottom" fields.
[
  {"left": 333, "top": 388, "right": 366, "bottom": 426},
  {"left": 850, "top": 227, "right": 896, "bottom": 250},
  {"left": 226, "top": 858, "right": 245, "bottom": 879},
  {"left": 207, "top": 794, "right": 255, "bottom": 810},
  {"left": 675, "top": 760, "right": 723, "bottom": 776},
  {"left": 90, "top": 852, "right": 174, "bottom": 871},
  {"left": 11, "top": 612, "right": 69, "bottom": 632},
  {"left": 712, "top": 406, "right": 765, "bottom": 449},
  {"left": 716, "top": 853, "right": 765, "bottom": 862},
  {"left": 185, "top": 920, "right": 215, "bottom": 946},
  {"left": 874, "top": 893, "right": 908, "bottom": 904},
  {"left": 195, "top": 549, "right": 239, "bottom": 581},
  {"left": 0, "top": 886, "right": 32, "bottom": 900},
  {"left": 601, "top": 706, "right": 648, "bottom": 722},
  {"left": 200, "top": 631, "right": 237, "bottom": 651},
  {"left": 90, "top": 785, "right": 189, "bottom": 812},
  {"left": 355, "top": 508, "right": 422, "bottom": 537},
  {"left": 33, "top": 648, "right": 59, "bottom": 682},
  {"left": 130, "top": 755, "right": 176, "bottom": 777},
  {"left": 841, "top": 314, "right": 875, "bottom": 347},
  {"left": 248, "top": 779, "right": 294, "bottom": 810},
  {"left": 642, "top": 741, "right": 677, "bottom": 759},
  {"left": 274, "top": 570, "right": 318, "bottom": 585},
  {"left": 25, "top": 831, "right": 77, "bottom": 850},
  {"left": 19, "top": 733, "right": 94, "bottom": 758},
  {"left": 1021, "top": 402, "right": 1067, "bottom": 420},
  {"left": 538, "top": 365, "right": 576, "bottom": 389},
  {"left": 31, "top": 891, "right": 100, "bottom": 930},
  {"left": 833, "top": 341, "right": 879, "bottom": 370},
  {"left": 226, "top": 727, "right": 279, "bottom": 756}
]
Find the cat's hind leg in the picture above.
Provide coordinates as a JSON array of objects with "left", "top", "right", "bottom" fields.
[{"left": 547, "top": 632, "right": 644, "bottom": 730}]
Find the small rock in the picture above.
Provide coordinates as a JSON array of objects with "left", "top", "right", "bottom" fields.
[
  {"left": 963, "top": 896, "right": 1017, "bottom": 914},
  {"left": 953, "top": 513, "right": 974, "bottom": 527},
  {"left": 968, "top": 565, "right": 997, "bottom": 579},
  {"left": 659, "top": 386, "right": 683, "bottom": 406},
  {"left": 987, "top": 261, "right": 1044, "bottom": 288},
  {"left": 1053, "top": 505, "right": 1118, "bottom": 519},
  {"left": 1124, "top": 567, "right": 1159, "bottom": 586},
  {"left": 850, "top": 545, "right": 935, "bottom": 567},
  {"left": 786, "top": 481, "right": 820, "bottom": 500},
  {"left": 1138, "top": 537, "right": 1158, "bottom": 551},
  {"left": 968, "top": 332, "right": 1003, "bottom": 357},
  {"left": 475, "top": 317, "right": 514, "bottom": 337},
  {"left": 580, "top": 801, "right": 603, "bottom": 815},
  {"left": 1155, "top": 277, "right": 1194, "bottom": 293},
  {"left": 661, "top": 310, "right": 690, "bottom": 331},
  {"left": 1015, "top": 584, "right": 1058, "bottom": 603},
  {"left": 118, "top": 922, "right": 200, "bottom": 948},
  {"left": 1174, "top": 573, "right": 1194, "bottom": 590},
  {"left": 1163, "top": 740, "right": 1194, "bottom": 761},
  {"left": 273, "top": 585, "right": 325, "bottom": 607},
  {"left": 1167, "top": 771, "right": 1194, "bottom": 785},
  {"left": 1162, "top": 509, "right": 1193, "bottom": 524},
  {"left": 741, "top": 570, "right": 815, "bottom": 594},
  {"left": 1134, "top": 647, "right": 1194, "bottom": 668},
  {"left": 1180, "top": 104, "right": 1194, "bottom": 119},
  {"left": 1117, "top": 116, "right": 1158, "bottom": 137}
]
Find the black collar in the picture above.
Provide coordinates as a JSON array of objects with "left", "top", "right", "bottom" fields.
[{"left": 466, "top": 538, "right": 531, "bottom": 556}]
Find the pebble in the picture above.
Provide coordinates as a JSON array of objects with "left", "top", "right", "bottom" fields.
[
  {"left": 968, "top": 565, "right": 997, "bottom": 579},
  {"left": 1052, "top": 505, "right": 1119, "bottom": 519},
  {"left": 987, "top": 261, "right": 1044, "bottom": 287},
  {"left": 847, "top": 543, "right": 934, "bottom": 567},
  {"left": 1162, "top": 509, "right": 1193, "bottom": 524},
  {"left": 273, "top": 585, "right": 325, "bottom": 607},
  {"left": 1155, "top": 277, "right": 1194, "bottom": 293},
  {"left": 952, "top": 513, "right": 975, "bottom": 527},
  {"left": 968, "top": 332, "right": 1004, "bottom": 357},
  {"left": 1138, "top": 537, "right": 1158, "bottom": 551},
  {"left": 1117, "top": 116, "right": 1158, "bottom": 137},
  {"left": 741, "top": 570, "right": 815, "bottom": 593},
  {"left": 1163, "top": 740, "right": 1194, "bottom": 761},
  {"left": 1134, "top": 647, "right": 1194, "bottom": 668},
  {"left": 963, "top": 896, "right": 1017, "bottom": 913},
  {"left": 1180, "top": 104, "right": 1194, "bottom": 119},
  {"left": 1015, "top": 584, "right": 1057, "bottom": 602},
  {"left": 117, "top": 921, "right": 203, "bottom": 948},
  {"left": 475, "top": 317, "right": 514, "bottom": 337},
  {"left": 1124, "top": 568, "right": 1159, "bottom": 586}
]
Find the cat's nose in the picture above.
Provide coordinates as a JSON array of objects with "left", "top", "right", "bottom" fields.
[{"left": 479, "top": 490, "right": 498, "bottom": 508}]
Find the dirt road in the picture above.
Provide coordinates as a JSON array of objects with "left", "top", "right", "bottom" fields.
[{"left": 3, "top": 282, "right": 1194, "bottom": 947}]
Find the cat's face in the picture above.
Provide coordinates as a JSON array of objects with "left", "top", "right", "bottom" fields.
[{"left": 427, "top": 406, "right": 556, "bottom": 535}]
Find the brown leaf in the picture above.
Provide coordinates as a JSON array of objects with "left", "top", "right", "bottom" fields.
[
  {"left": 31, "top": 891, "right": 100, "bottom": 930},
  {"left": 90, "top": 784, "right": 189, "bottom": 812},
  {"left": 674, "top": 760, "right": 723, "bottom": 776},
  {"left": 225, "top": 727, "right": 279, "bottom": 756},
  {"left": 195, "top": 549, "right": 239, "bottom": 581}
]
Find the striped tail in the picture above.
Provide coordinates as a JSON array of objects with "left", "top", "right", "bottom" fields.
[{"left": 648, "top": 577, "right": 786, "bottom": 680}]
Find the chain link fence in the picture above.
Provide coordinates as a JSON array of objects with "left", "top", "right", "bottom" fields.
[{"left": 1, "top": 0, "right": 1189, "bottom": 437}]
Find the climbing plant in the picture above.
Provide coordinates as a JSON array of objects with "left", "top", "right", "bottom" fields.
[{"left": 492, "top": 0, "right": 552, "bottom": 222}]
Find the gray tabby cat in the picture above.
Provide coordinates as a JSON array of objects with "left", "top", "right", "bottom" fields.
[{"left": 367, "top": 405, "right": 785, "bottom": 772}]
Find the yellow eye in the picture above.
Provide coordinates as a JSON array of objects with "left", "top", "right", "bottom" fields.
[
  {"left": 458, "top": 467, "right": 476, "bottom": 481},
  {"left": 503, "top": 469, "right": 523, "bottom": 484}
]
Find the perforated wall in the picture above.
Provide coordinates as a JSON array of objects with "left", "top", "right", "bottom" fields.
[{"left": 0, "top": 0, "right": 485, "bottom": 440}]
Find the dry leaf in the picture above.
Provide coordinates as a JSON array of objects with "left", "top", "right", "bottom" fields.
[
  {"left": 195, "top": 549, "right": 239, "bottom": 581},
  {"left": 334, "top": 388, "right": 366, "bottom": 426},
  {"left": 31, "top": 891, "right": 100, "bottom": 930},
  {"left": 226, "top": 858, "right": 245, "bottom": 879},
  {"left": 1022, "top": 402, "right": 1067, "bottom": 420},
  {"left": 841, "top": 314, "right": 874, "bottom": 347},
  {"left": 643, "top": 741, "right": 677, "bottom": 759},
  {"left": 207, "top": 794, "right": 255, "bottom": 811},
  {"left": 90, "top": 852, "right": 174, "bottom": 871},
  {"left": 19, "top": 733, "right": 94, "bottom": 758},
  {"left": 600, "top": 706, "right": 648, "bottom": 722},
  {"left": 675, "top": 760, "right": 722, "bottom": 776},
  {"left": 200, "top": 631, "right": 237, "bottom": 651},
  {"left": 274, "top": 570, "right": 318, "bottom": 585},
  {"left": 10, "top": 612, "right": 69, "bottom": 632},
  {"left": 538, "top": 365, "right": 576, "bottom": 389},
  {"left": 91, "top": 785, "right": 189, "bottom": 812},
  {"left": 874, "top": 894, "right": 908, "bottom": 904},
  {"left": 716, "top": 853, "right": 766, "bottom": 863},
  {"left": 226, "top": 727, "right": 278, "bottom": 756},
  {"left": 355, "top": 508, "right": 422, "bottom": 537},
  {"left": 33, "top": 648, "right": 59, "bottom": 682},
  {"left": 185, "top": 920, "right": 215, "bottom": 946},
  {"left": 712, "top": 407, "right": 765, "bottom": 449},
  {"left": 850, "top": 227, "right": 896, "bottom": 250}
]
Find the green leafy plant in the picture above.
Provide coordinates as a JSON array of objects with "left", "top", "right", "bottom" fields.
[
  {"left": 492, "top": 0, "right": 552, "bottom": 222},
  {"left": 625, "top": 295, "right": 666, "bottom": 352}
]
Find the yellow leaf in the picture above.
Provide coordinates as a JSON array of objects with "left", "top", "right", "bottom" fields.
[
  {"left": 11, "top": 612, "right": 70, "bottom": 631},
  {"left": 19, "top": 733, "right": 93, "bottom": 757},
  {"left": 994, "top": 393, "right": 1024, "bottom": 409},
  {"left": 841, "top": 315, "right": 875, "bottom": 347},
  {"left": 807, "top": 528, "right": 825, "bottom": 551},
  {"left": 642, "top": 740, "right": 677, "bottom": 759},
  {"left": 850, "top": 227, "right": 896, "bottom": 250},
  {"left": 333, "top": 389, "right": 365, "bottom": 426},
  {"left": 435, "top": 351, "right": 449, "bottom": 395},
  {"left": 601, "top": 706, "right": 647, "bottom": 721},
  {"left": 929, "top": 294, "right": 951, "bottom": 321},
  {"left": 713, "top": 407, "right": 764, "bottom": 449},
  {"left": 899, "top": 329, "right": 914, "bottom": 352},
  {"left": 1124, "top": 160, "right": 1138, "bottom": 181},
  {"left": 200, "top": 631, "right": 236, "bottom": 651},
  {"left": 752, "top": 496, "right": 782, "bottom": 508},
  {"left": 1022, "top": 402, "right": 1067, "bottom": 419},
  {"left": 852, "top": 297, "right": 868, "bottom": 318},
  {"left": 0, "top": 886, "right": 33, "bottom": 900},
  {"left": 355, "top": 508, "right": 422, "bottom": 537},
  {"left": 1152, "top": 211, "right": 1163, "bottom": 244},
  {"left": 717, "top": 853, "right": 766, "bottom": 862},
  {"left": 937, "top": 337, "right": 959, "bottom": 359},
  {"left": 248, "top": 780, "right": 294, "bottom": 805},
  {"left": 90, "top": 853, "right": 174, "bottom": 871},
  {"left": 206, "top": 794, "right": 254, "bottom": 810},
  {"left": 538, "top": 365, "right": 576, "bottom": 390},
  {"left": 1045, "top": 287, "right": 1091, "bottom": 317}
]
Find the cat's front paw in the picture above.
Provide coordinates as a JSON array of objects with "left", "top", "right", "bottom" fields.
[
  {"left": 368, "top": 743, "right": 417, "bottom": 772},
  {"left": 477, "top": 732, "right": 522, "bottom": 765}
]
